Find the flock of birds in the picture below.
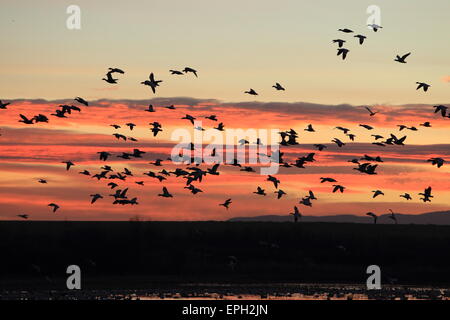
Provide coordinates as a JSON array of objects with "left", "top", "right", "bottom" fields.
[{"left": 1, "top": 22, "right": 448, "bottom": 223}]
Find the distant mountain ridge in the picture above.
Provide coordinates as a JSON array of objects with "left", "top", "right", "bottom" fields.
[{"left": 228, "top": 211, "right": 450, "bottom": 225}]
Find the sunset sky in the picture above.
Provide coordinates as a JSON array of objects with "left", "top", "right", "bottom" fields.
[{"left": 0, "top": 1, "right": 449, "bottom": 220}]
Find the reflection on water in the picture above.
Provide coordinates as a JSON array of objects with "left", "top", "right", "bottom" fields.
[{"left": 2, "top": 283, "right": 450, "bottom": 300}]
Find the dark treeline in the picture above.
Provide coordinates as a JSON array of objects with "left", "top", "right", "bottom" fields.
[{"left": 1, "top": 221, "right": 450, "bottom": 290}]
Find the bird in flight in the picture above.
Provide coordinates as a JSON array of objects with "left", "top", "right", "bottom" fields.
[
  {"left": 0, "top": 100, "right": 10, "bottom": 109},
  {"left": 62, "top": 161, "right": 74, "bottom": 171},
  {"left": 245, "top": 88, "right": 258, "bottom": 95},
  {"left": 394, "top": 52, "right": 411, "bottom": 63},
  {"left": 141, "top": 73, "right": 162, "bottom": 94},
  {"left": 338, "top": 28, "right": 353, "bottom": 33},
  {"left": 367, "top": 24, "right": 382, "bottom": 32},
  {"left": 320, "top": 177, "right": 337, "bottom": 183},
  {"left": 90, "top": 194, "right": 103, "bottom": 204},
  {"left": 183, "top": 67, "right": 198, "bottom": 77},
  {"left": 145, "top": 104, "right": 155, "bottom": 112},
  {"left": 108, "top": 67, "right": 125, "bottom": 74},
  {"left": 337, "top": 48, "right": 349, "bottom": 60},
  {"left": 48, "top": 203, "right": 60, "bottom": 213},
  {"left": 400, "top": 193, "right": 412, "bottom": 200},
  {"left": 332, "top": 39, "right": 346, "bottom": 47},
  {"left": 19, "top": 114, "right": 34, "bottom": 124},
  {"left": 332, "top": 185, "right": 345, "bottom": 193},
  {"left": 17, "top": 214, "right": 29, "bottom": 219},
  {"left": 169, "top": 69, "right": 184, "bottom": 75},
  {"left": 253, "top": 186, "right": 266, "bottom": 196},
  {"left": 365, "top": 106, "right": 378, "bottom": 116},
  {"left": 354, "top": 34, "right": 366, "bottom": 45},
  {"left": 272, "top": 83, "right": 285, "bottom": 91},
  {"left": 74, "top": 97, "right": 88, "bottom": 106},
  {"left": 274, "top": 189, "right": 286, "bottom": 199},
  {"left": 419, "top": 186, "right": 433, "bottom": 202},
  {"left": 433, "top": 105, "right": 447, "bottom": 117},
  {"left": 220, "top": 198, "right": 232, "bottom": 209},
  {"left": 416, "top": 82, "right": 431, "bottom": 92},
  {"left": 102, "top": 71, "right": 118, "bottom": 84},
  {"left": 428, "top": 157, "right": 445, "bottom": 168},
  {"left": 158, "top": 187, "right": 173, "bottom": 198},
  {"left": 372, "top": 190, "right": 384, "bottom": 198}
]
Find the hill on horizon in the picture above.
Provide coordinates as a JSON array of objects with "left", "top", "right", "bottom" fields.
[{"left": 228, "top": 210, "right": 450, "bottom": 225}]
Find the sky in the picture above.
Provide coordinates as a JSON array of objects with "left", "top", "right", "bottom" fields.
[{"left": 0, "top": 1, "right": 449, "bottom": 220}]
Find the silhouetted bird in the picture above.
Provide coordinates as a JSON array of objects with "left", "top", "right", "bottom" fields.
[
  {"left": 48, "top": 203, "right": 60, "bottom": 213},
  {"left": 19, "top": 114, "right": 34, "bottom": 124},
  {"left": 367, "top": 24, "right": 382, "bottom": 32},
  {"left": 62, "top": 161, "right": 74, "bottom": 171},
  {"left": 275, "top": 189, "right": 286, "bottom": 199},
  {"left": 400, "top": 193, "right": 412, "bottom": 200},
  {"left": 0, "top": 100, "right": 10, "bottom": 109},
  {"left": 272, "top": 83, "right": 285, "bottom": 91},
  {"left": 433, "top": 105, "right": 447, "bottom": 117},
  {"left": 141, "top": 73, "right": 162, "bottom": 94},
  {"left": 170, "top": 69, "right": 184, "bottom": 75},
  {"left": 332, "top": 39, "right": 346, "bottom": 47},
  {"left": 254, "top": 186, "right": 266, "bottom": 196},
  {"left": 416, "top": 82, "right": 430, "bottom": 92},
  {"left": 108, "top": 67, "right": 125, "bottom": 74},
  {"left": 428, "top": 157, "right": 444, "bottom": 168},
  {"left": 183, "top": 67, "right": 198, "bottom": 77},
  {"left": 394, "top": 52, "right": 411, "bottom": 63},
  {"left": 354, "top": 34, "right": 366, "bottom": 44},
  {"left": 145, "top": 104, "right": 155, "bottom": 112},
  {"left": 90, "top": 194, "right": 103, "bottom": 204},
  {"left": 158, "top": 187, "right": 173, "bottom": 198},
  {"left": 17, "top": 214, "right": 29, "bottom": 219},
  {"left": 245, "top": 88, "right": 258, "bottom": 95},
  {"left": 372, "top": 190, "right": 384, "bottom": 198},
  {"left": 338, "top": 28, "right": 353, "bottom": 33},
  {"left": 102, "top": 71, "right": 118, "bottom": 84},
  {"left": 365, "top": 106, "right": 378, "bottom": 116},
  {"left": 418, "top": 186, "right": 433, "bottom": 202},
  {"left": 332, "top": 185, "right": 345, "bottom": 193},
  {"left": 337, "top": 48, "right": 349, "bottom": 60},
  {"left": 220, "top": 198, "right": 232, "bottom": 209},
  {"left": 74, "top": 97, "right": 88, "bottom": 106}
]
